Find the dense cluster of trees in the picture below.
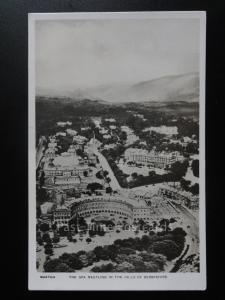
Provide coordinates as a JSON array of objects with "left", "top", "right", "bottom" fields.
[
  {"left": 36, "top": 186, "right": 49, "bottom": 203},
  {"left": 191, "top": 160, "right": 199, "bottom": 177},
  {"left": 43, "top": 227, "right": 186, "bottom": 272},
  {"left": 170, "top": 160, "right": 189, "bottom": 178},
  {"left": 128, "top": 172, "right": 176, "bottom": 188},
  {"left": 101, "top": 149, "right": 129, "bottom": 188},
  {"left": 180, "top": 179, "right": 199, "bottom": 195},
  {"left": 128, "top": 160, "right": 188, "bottom": 188},
  {"left": 36, "top": 98, "right": 198, "bottom": 145},
  {"left": 87, "top": 182, "right": 104, "bottom": 192}
]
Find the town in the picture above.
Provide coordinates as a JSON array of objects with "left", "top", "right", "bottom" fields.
[{"left": 36, "top": 99, "right": 200, "bottom": 273}]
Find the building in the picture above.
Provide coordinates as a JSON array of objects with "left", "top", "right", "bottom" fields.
[
  {"left": 86, "top": 137, "right": 102, "bottom": 149},
  {"left": 105, "top": 118, "right": 116, "bottom": 122},
  {"left": 56, "top": 132, "right": 66, "bottom": 137},
  {"left": 54, "top": 175, "right": 81, "bottom": 186},
  {"left": 103, "top": 144, "right": 117, "bottom": 150},
  {"left": 53, "top": 205, "right": 71, "bottom": 228},
  {"left": 103, "top": 134, "right": 111, "bottom": 139},
  {"left": 57, "top": 121, "right": 72, "bottom": 127},
  {"left": 121, "top": 126, "right": 133, "bottom": 134},
  {"left": 68, "top": 194, "right": 180, "bottom": 225},
  {"left": 81, "top": 126, "right": 91, "bottom": 131},
  {"left": 73, "top": 135, "right": 87, "bottom": 145},
  {"left": 40, "top": 202, "right": 55, "bottom": 216},
  {"left": 143, "top": 126, "right": 178, "bottom": 135},
  {"left": 126, "top": 134, "right": 139, "bottom": 145},
  {"left": 124, "top": 148, "right": 183, "bottom": 169},
  {"left": 99, "top": 128, "right": 108, "bottom": 135},
  {"left": 45, "top": 148, "right": 56, "bottom": 159},
  {"left": 158, "top": 186, "right": 199, "bottom": 210},
  {"left": 43, "top": 147, "right": 91, "bottom": 182},
  {"left": 48, "top": 142, "right": 57, "bottom": 148},
  {"left": 66, "top": 129, "right": 77, "bottom": 136},
  {"left": 70, "top": 196, "right": 134, "bottom": 224},
  {"left": 91, "top": 117, "right": 102, "bottom": 128}
]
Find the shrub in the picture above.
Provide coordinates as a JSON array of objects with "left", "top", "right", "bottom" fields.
[
  {"left": 149, "top": 240, "right": 181, "bottom": 260},
  {"left": 44, "top": 259, "right": 62, "bottom": 272}
]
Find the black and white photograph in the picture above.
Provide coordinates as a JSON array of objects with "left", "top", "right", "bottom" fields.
[{"left": 28, "top": 12, "right": 206, "bottom": 290}]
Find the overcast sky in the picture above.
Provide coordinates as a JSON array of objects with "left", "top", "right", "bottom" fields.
[{"left": 35, "top": 18, "right": 200, "bottom": 93}]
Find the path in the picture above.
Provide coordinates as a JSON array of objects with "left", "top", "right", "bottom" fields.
[
  {"left": 36, "top": 136, "right": 46, "bottom": 169},
  {"left": 93, "top": 148, "right": 122, "bottom": 191}
]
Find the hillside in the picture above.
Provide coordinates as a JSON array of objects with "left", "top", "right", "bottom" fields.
[{"left": 37, "top": 73, "right": 199, "bottom": 104}]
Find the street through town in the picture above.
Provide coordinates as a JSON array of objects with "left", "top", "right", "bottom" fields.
[
  {"left": 93, "top": 148, "right": 121, "bottom": 191},
  {"left": 36, "top": 136, "right": 46, "bottom": 169}
]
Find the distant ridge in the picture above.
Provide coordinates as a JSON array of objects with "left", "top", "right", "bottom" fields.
[{"left": 37, "top": 73, "right": 199, "bottom": 103}]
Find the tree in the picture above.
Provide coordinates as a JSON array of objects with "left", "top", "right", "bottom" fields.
[
  {"left": 149, "top": 171, "right": 156, "bottom": 177},
  {"left": 39, "top": 171, "right": 45, "bottom": 187},
  {"left": 95, "top": 170, "right": 103, "bottom": 179},
  {"left": 131, "top": 172, "right": 138, "bottom": 179},
  {"left": 170, "top": 160, "right": 189, "bottom": 179},
  {"left": 54, "top": 262, "right": 74, "bottom": 272},
  {"left": 169, "top": 218, "right": 177, "bottom": 224},
  {"left": 52, "top": 236, "right": 60, "bottom": 243},
  {"left": 103, "top": 170, "right": 109, "bottom": 177},
  {"left": 36, "top": 187, "right": 49, "bottom": 204},
  {"left": 192, "top": 160, "right": 199, "bottom": 177},
  {"left": 93, "top": 246, "right": 109, "bottom": 260},
  {"left": 36, "top": 205, "right": 41, "bottom": 218},
  {"left": 91, "top": 263, "right": 114, "bottom": 272},
  {"left": 67, "top": 231, "right": 73, "bottom": 242},
  {"left": 149, "top": 240, "right": 181, "bottom": 260},
  {"left": 98, "top": 230, "right": 106, "bottom": 237},
  {"left": 106, "top": 186, "right": 112, "bottom": 194},
  {"left": 83, "top": 170, "right": 88, "bottom": 177},
  {"left": 78, "top": 217, "right": 88, "bottom": 230},
  {"left": 37, "top": 236, "right": 43, "bottom": 246},
  {"left": 60, "top": 253, "right": 84, "bottom": 270},
  {"left": 51, "top": 222, "right": 57, "bottom": 231},
  {"left": 76, "top": 148, "right": 84, "bottom": 157},
  {"left": 159, "top": 218, "right": 170, "bottom": 232},
  {"left": 189, "top": 183, "right": 199, "bottom": 195},
  {"left": 87, "top": 182, "right": 103, "bottom": 192},
  {"left": 44, "top": 247, "right": 53, "bottom": 256},
  {"left": 180, "top": 178, "right": 191, "bottom": 191},
  {"left": 106, "top": 177, "right": 111, "bottom": 183},
  {"left": 40, "top": 223, "right": 49, "bottom": 232},
  {"left": 58, "top": 225, "right": 69, "bottom": 237},
  {"left": 44, "top": 259, "right": 62, "bottom": 272},
  {"left": 42, "top": 233, "right": 51, "bottom": 243}
]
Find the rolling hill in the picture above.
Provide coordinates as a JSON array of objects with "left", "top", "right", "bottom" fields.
[{"left": 37, "top": 73, "right": 199, "bottom": 104}]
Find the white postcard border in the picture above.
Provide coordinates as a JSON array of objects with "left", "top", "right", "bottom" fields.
[{"left": 28, "top": 11, "right": 206, "bottom": 290}]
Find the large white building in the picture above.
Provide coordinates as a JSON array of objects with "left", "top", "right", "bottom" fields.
[
  {"left": 44, "top": 145, "right": 91, "bottom": 185},
  {"left": 67, "top": 194, "right": 180, "bottom": 224},
  {"left": 143, "top": 126, "right": 178, "bottom": 135},
  {"left": 124, "top": 148, "right": 183, "bottom": 169}
]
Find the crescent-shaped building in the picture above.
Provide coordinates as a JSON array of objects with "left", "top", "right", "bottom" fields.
[
  {"left": 63, "top": 194, "right": 180, "bottom": 225},
  {"left": 69, "top": 196, "right": 134, "bottom": 224}
]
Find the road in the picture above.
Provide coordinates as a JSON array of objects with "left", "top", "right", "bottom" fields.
[
  {"left": 172, "top": 202, "right": 199, "bottom": 260},
  {"left": 93, "top": 148, "right": 122, "bottom": 191},
  {"left": 36, "top": 136, "right": 46, "bottom": 169},
  {"left": 92, "top": 147, "right": 199, "bottom": 265}
]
